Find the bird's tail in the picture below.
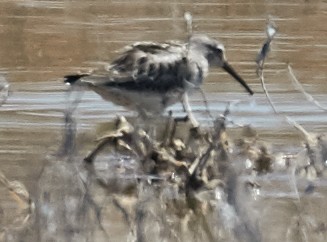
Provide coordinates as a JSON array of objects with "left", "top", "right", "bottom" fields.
[{"left": 64, "top": 74, "right": 90, "bottom": 85}]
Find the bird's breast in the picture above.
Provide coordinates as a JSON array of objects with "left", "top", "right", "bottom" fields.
[{"left": 181, "top": 61, "right": 206, "bottom": 89}]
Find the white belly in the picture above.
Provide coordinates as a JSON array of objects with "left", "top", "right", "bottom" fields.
[{"left": 90, "top": 85, "right": 184, "bottom": 114}]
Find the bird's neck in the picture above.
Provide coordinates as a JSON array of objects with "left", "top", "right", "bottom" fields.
[
  {"left": 186, "top": 49, "right": 209, "bottom": 86},
  {"left": 187, "top": 47, "right": 209, "bottom": 75}
]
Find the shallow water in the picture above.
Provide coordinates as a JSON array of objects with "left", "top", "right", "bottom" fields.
[{"left": 0, "top": 0, "right": 327, "bottom": 241}]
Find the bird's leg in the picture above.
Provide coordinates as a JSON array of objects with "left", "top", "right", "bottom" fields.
[
  {"left": 136, "top": 107, "right": 149, "bottom": 123},
  {"left": 135, "top": 107, "right": 158, "bottom": 139},
  {"left": 182, "top": 93, "right": 199, "bottom": 127}
]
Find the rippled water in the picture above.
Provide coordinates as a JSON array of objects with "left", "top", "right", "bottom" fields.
[{"left": 0, "top": 0, "right": 326, "bottom": 241}]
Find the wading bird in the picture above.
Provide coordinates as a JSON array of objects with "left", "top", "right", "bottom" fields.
[{"left": 64, "top": 34, "right": 253, "bottom": 126}]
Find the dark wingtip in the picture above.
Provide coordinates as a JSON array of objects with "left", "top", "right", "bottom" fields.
[{"left": 64, "top": 74, "right": 89, "bottom": 85}]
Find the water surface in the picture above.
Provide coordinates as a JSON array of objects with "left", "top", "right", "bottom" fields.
[{"left": 0, "top": 0, "right": 326, "bottom": 241}]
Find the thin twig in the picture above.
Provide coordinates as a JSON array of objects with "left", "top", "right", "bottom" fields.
[
  {"left": 256, "top": 29, "right": 314, "bottom": 147},
  {"left": 256, "top": 18, "right": 277, "bottom": 74},
  {"left": 184, "top": 12, "right": 193, "bottom": 38},
  {"left": 285, "top": 116, "right": 314, "bottom": 142},
  {"left": 256, "top": 23, "right": 317, "bottom": 154},
  {"left": 197, "top": 87, "right": 214, "bottom": 121},
  {"left": 256, "top": 19, "right": 278, "bottom": 114},
  {"left": 256, "top": 20, "right": 304, "bottom": 204},
  {"left": 288, "top": 64, "right": 327, "bottom": 112},
  {"left": 258, "top": 68, "right": 278, "bottom": 114}
]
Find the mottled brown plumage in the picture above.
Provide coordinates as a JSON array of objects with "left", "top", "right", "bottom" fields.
[{"left": 64, "top": 35, "right": 253, "bottom": 126}]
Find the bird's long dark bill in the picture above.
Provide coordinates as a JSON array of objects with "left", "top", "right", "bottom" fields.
[{"left": 222, "top": 62, "right": 254, "bottom": 95}]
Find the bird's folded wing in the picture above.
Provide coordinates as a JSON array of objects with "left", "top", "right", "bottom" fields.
[{"left": 82, "top": 41, "right": 191, "bottom": 92}]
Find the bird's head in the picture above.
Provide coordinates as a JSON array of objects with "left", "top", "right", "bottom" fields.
[
  {"left": 189, "top": 35, "right": 254, "bottom": 95},
  {"left": 189, "top": 35, "right": 226, "bottom": 67}
]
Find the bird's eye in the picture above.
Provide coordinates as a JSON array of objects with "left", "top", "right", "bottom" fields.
[
  {"left": 213, "top": 47, "right": 223, "bottom": 56},
  {"left": 205, "top": 44, "right": 224, "bottom": 62},
  {"left": 206, "top": 44, "right": 223, "bottom": 55}
]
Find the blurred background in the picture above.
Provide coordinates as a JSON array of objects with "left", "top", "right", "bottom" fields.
[{"left": 0, "top": 0, "right": 326, "bottom": 241}]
